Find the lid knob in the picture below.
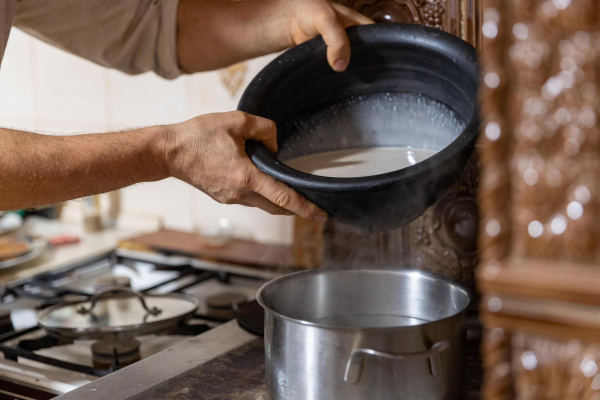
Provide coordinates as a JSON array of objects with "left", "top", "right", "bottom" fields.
[{"left": 77, "top": 286, "right": 162, "bottom": 317}]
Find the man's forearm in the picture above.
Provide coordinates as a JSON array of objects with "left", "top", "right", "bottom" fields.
[
  {"left": 0, "top": 127, "right": 168, "bottom": 211},
  {"left": 177, "top": 0, "right": 292, "bottom": 72}
]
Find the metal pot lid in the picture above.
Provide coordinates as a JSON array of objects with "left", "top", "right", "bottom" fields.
[{"left": 37, "top": 286, "right": 199, "bottom": 340}]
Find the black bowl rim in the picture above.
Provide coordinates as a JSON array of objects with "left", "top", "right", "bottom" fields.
[{"left": 238, "top": 23, "right": 480, "bottom": 193}]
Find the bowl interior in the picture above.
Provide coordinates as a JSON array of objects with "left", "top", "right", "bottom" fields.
[
  {"left": 259, "top": 269, "right": 470, "bottom": 329},
  {"left": 277, "top": 92, "right": 466, "bottom": 163}
]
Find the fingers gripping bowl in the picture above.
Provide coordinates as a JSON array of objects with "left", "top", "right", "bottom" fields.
[{"left": 238, "top": 23, "right": 480, "bottom": 231}]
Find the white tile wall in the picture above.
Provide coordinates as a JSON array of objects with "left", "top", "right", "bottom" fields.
[
  {"left": 34, "top": 38, "right": 107, "bottom": 129},
  {"left": 107, "top": 70, "right": 189, "bottom": 129},
  {"left": 0, "top": 29, "right": 293, "bottom": 245},
  {"left": 0, "top": 30, "right": 36, "bottom": 131}
]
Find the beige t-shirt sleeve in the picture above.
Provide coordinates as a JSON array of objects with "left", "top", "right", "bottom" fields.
[{"left": 13, "top": 0, "right": 184, "bottom": 79}]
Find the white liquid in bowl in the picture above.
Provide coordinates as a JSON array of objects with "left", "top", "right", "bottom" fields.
[
  {"left": 279, "top": 92, "right": 466, "bottom": 179},
  {"left": 285, "top": 146, "right": 438, "bottom": 178}
]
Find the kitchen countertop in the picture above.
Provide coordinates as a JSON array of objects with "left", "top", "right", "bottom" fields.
[
  {"left": 55, "top": 321, "right": 258, "bottom": 400},
  {"left": 128, "top": 338, "right": 482, "bottom": 400},
  {"left": 58, "top": 320, "right": 482, "bottom": 400},
  {"left": 130, "top": 338, "right": 267, "bottom": 400},
  {"left": 0, "top": 217, "right": 139, "bottom": 286},
  {"left": 122, "top": 229, "right": 300, "bottom": 272},
  {"left": 1, "top": 220, "right": 293, "bottom": 287}
]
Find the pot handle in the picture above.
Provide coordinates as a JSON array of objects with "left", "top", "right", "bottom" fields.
[
  {"left": 76, "top": 286, "right": 162, "bottom": 316},
  {"left": 344, "top": 341, "right": 450, "bottom": 384}
]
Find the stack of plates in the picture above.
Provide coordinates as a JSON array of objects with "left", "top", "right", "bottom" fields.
[{"left": 0, "top": 236, "right": 47, "bottom": 269}]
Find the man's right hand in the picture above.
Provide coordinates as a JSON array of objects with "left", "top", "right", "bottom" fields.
[
  {"left": 0, "top": 110, "right": 328, "bottom": 218},
  {"left": 163, "top": 111, "right": 328, "bottom": 221}
]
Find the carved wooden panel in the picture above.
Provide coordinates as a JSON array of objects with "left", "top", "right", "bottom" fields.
[
  {"left": 406, "top": 151, "right": 480, "bottom": 287},
  {"left": 508, "top": 6, "right": 600, "bottom": 262},
  {"left": 483, "top": 326, "right": 515, "bottom": 400},
  {"left": 479, "top": 0, "right": 600, "bottom": 267},
  {"left": 512, "top": 333, "right": 600, "bottom": 400},
  {"left": 336, "top": 0, "right": 481, "bottom": 48},
  {"left": 478, "top": 0, "right": 600, "bottom": 399}
]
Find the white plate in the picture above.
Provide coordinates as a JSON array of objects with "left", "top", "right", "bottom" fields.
[{"left": 0, "top": 238, "right": 47, "bottom": 270}]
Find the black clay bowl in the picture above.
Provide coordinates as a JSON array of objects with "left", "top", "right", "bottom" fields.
[{"left": 238, "top": 23, "right": 479, "bottom": 232}]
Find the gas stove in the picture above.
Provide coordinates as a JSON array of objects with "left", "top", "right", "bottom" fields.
[
  {"left": 0, "top": 249, "right": 277, "bottom": 399},
  {"left": 0, "top": 248, "right": 483, "bottom": 400},
  {"left": 53, "top": 313, "right": 483, "bottom": 400}
]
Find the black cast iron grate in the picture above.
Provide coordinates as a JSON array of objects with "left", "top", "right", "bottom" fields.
[{"left": 0, "top": 252, "right": 253, "bottom": 378}]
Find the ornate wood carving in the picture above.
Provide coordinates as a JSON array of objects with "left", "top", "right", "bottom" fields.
[
  {"left": 479, "top": 0, "right": 600, "bottom": 399},
  {"left": 405, "top": 152, "right": 480, "bottom": 287},
  {"left": 336, "top": 0, "right": 481, "bottom": 48},
  {"left": 478, "top": 0, "right": 512, "bottom": 266},
  {"left": 337, "top": 0, "right": 443, "bottom": 27},
  {"left": 479, "top": 0, "right": 600, "bottom": 264},
  {"left": 495, "top": 0, "right": 599, "bottom": 262},
  {"left": 512, "top": 333, "right": 600, "bottom": 400},
  {"left": 482, "top": 326, "right": 514, "bottom": 400}
]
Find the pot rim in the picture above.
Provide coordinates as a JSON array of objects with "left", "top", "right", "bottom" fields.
[
  {"left": 238, "top": 23, "right": 480, "bottom": 193},
  {"left": 257, "top": 268, "right": 471, "bottom": 331}
]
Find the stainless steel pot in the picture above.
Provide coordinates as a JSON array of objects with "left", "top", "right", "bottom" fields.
[{"left": 257, "top": 269, "right": 470, "bottom": 400}]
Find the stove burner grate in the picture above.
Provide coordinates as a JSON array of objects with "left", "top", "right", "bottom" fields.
[
  {"left": 0, "top": 251, "right": 268, "bottom": 381},
  {"left": 92, "top": 339, "right": 140, "bottom": 370},
  {"left": 0, "top": 319, "right": 213, "bottom": 377}
]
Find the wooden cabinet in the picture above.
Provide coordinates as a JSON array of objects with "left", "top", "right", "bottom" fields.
[
  {"left": 478, "top": 0, "right": 600, "bottom": 398},
  {"left": 337, "top": 0, "right": 481, "bottom": 48}
]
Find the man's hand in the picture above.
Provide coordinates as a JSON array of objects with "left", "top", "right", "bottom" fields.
[
  {"left": 0, "top": 112, "right": 328, "bottom": 219},
  {"left": 165, "top": 111, "right": 328, "bottom": 221},
  {"left": 177, "top": 0, "right": 374, "bottom": 73},
  {"left": 286, "top": 0, "right": 374, "bottom": 71}
]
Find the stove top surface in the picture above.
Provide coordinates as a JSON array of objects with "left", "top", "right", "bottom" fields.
[
  {"left": 1, "top": 248, "right": 483, "bottom": 399},
  {"left": 129, "top": 338, "right": 267, "bottom": 400},
  {"left": 126, "top": 332, "right": 482, "bottom": 400},
  {"left": 58, "top": 315, "right": 483, "bottom": 400},
  {"left": 0, "top": 250, "right": 270, "bottom": 398}
]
